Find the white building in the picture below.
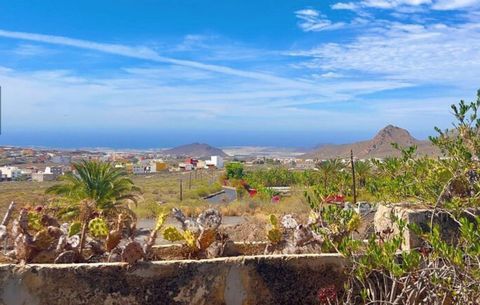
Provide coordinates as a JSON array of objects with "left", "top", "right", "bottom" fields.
[
  {"left": 132, "top": 164, "right": 147, "bottom": 174},
  {"left": 205, "top": 156, "right": 224, "bottom": 169},
  {"left": 32, "top": 172, "right": 55, "bottom": 182},
  {"left": 45, "top": 166, "right": 63, "bottom": 178},
  {"left": 0, "top": 166, "right": 22, "bottom": 180}
]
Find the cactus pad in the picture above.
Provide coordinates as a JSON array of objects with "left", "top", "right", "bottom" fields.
[
  {"left": 68, "top": 222, "right": 81, "bottom": 237},
  {"left": 121, "top": 241, "right": 144, "bottom": 264},
  {"left": 163, "top": 226, "right": 184, "bottom": 242},
  {"left": 88, "top": 218, "right": 109, "bottom": 238}
]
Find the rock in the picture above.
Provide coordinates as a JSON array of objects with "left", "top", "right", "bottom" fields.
[{"left": 374, "top": 203, "right": 464, "bottom": 250}]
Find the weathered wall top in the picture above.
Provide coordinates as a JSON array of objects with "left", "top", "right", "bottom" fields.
[{"left": 0, "top": 254, "right": 346, "bottom": 305}]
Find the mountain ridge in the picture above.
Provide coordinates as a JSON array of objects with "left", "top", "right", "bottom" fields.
[
  {"left": 162, "top": 143, "right": 228, "bottom": 158},
  {"left": 303, "top": 125, "right": 439, "bottom": 159}
]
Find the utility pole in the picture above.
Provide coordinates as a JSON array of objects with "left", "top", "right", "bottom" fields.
[
  {"left": 350, "top": 150, "right": 357, "bottom": 204},
  {"left": 179, "top": 178, "right": 183, "bottom": 201},
  {"left": 188, "top": 171, "right": 192, "bottom": 189}
]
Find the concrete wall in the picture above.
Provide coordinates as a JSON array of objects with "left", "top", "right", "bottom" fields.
[
  {"left": 0, "top": 254, "right": 346, "bottom": 305},
  {"left": 374, "top": 203, "right": 462, "bottom": 250}
]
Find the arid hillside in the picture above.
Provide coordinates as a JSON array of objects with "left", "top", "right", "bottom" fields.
[
  {"left": 303, "top": 125, "right": 440, "bottom": 159},
  {"left": 162, "top": 143, "right": 228, "bottom": 158}
]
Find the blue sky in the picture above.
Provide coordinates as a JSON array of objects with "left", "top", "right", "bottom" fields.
[{"left": 0, "top": 0, "right": 479, "bottom": 148}]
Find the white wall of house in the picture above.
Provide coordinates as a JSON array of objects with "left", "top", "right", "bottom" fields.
[
  {"left": 210, "top": 156, "right": 224, "bottom": 168},
  {"left": 0, "top": 166, "right": 22, "bottom": 179}
]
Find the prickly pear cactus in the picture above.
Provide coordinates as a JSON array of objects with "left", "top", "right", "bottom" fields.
[
  {"left": 182, "top": 230, "right": 196, "bottom": 249},
  {"left": 28, "top": 212, "right": 43, "bottom": 231},
  {"left": 163, "top": 226, "right": 185, "bottom": 242},
  {"left": 14, "top": 233, "right": 34, "bottom": 262},
  {"left": 266, "top": 215, "right": 282, "bottom": 244},
  {"left": 196, "top": 229, "right": 216, "bottom": 251},
  {"left": 33, "top": 229, "right": 55, "bottom": 250},
  {"left": 143, "top": 213, "right": 168, "bottom": 256},
  {"left": 18, "top": 209, "right": 29, "bottom": 233},
  {"left": 88, "top": 218, "right": 109, "bottom": 238},
  {"left": 68, "top": 222, "right": 81, "bottom": 237},
  {"left": 155, "top": 213, "right": 168, "bottom": 231},
  {"left": 197, "top": 209, "right": 222, "bottom": 231},
  {"left": 121, "top": 241, "right": 144, "bottom": 264},
  {"left": 281, "top": 214, "right": 298, "bottom": 229}
]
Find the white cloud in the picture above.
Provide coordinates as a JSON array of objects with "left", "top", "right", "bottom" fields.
[
  {"left": 332, "top": 0, "right": 479, "bottom": 10},
  {"left": 331, "top": 2, "right": 360, "bottom": 10},
  {"left": 0, "top": 29, "right": 316, "bottom": 90},
  {"left": 295, "top": 9, "right": 346, "bottom": 32},
  {"left": 432, "top": 0, "right": 480, "bottom": 10},
  {"left": 288, "top": 21, "right": 480, "bottom": 89},
  {"left": 12, "top": 44, "right": 54, "bottom": 57}
]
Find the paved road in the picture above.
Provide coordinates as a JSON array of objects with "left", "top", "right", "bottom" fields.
[{"left": 204, "top": 187, "right": 237, "bottom": 204}]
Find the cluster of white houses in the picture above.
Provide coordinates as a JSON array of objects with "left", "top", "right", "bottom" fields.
[
  {"left": 0, "top": 165, "right": 64, "bottom": 182},
  {"left": 0, "top": 155, "right": 225, "bottom": 181},
  {"left": 116, "top": 156, "right": 224, "bottom": 175}
]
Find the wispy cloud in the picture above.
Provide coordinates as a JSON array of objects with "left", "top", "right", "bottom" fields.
[
  {"left": 288, "top": 20, "right": 480, "bottom": 89},
  {"left": 12, "top": 44, "right": 54, "bottom": 57},
  {"left": 295, "top": 9, "right": 346, "bottom": 32},
  {"left": 332, "top": 0, "right": 480, "bottom": 10},
  {"left": 0, "top": 29, "right": 316, "bottom": 90}
]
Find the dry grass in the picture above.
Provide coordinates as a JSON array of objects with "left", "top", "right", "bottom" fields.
[
  {"left": 0, "top": 180, "right": 56, "bottom": 214},
  {"left": 0, "top": 171, "right": 311, "bottom": 220}
]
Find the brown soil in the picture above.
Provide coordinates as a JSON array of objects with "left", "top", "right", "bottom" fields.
[{"left": 222, "top": 216, "right": 267, "bottom": 243}]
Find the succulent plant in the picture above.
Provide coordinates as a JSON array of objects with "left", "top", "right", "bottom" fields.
[
  {"left": 197, "top": 209, "right": 222, "bottom": 231},
  {"left": 27, "top": 212, "right": 43, "bottom": 231},
  {"left": 121, "top": 241, "right": 144, "bottom": 264},
  {"left": 68, "top": 222, "right": 81, "bottom": 237},
  {"left": 105, "top": 214, "right": 126, "bottom": 252},
  {"left": 165, "top": 208, "right": 227, "bottom": 258},
  {"left": 172, "top": 208, "right": 200, "bottom": 234},
  {"left": 88, "top": 218, "right": 109, "bottom": 238},
  {"left": 266, "top": 215, "right": 282, "bottom": 244},
  {"left": 163, "top": 226, "right": 185, "bottom": 242},
  {"left": 143, "top": 213, "right": 168, "bottom": 255}
]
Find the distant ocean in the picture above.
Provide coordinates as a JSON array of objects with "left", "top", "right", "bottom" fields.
[{"left": 0, "top": 129, "right": 364, "bottom": 150}]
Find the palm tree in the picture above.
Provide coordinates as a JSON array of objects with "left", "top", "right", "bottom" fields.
[
  {"left": 316, "top": 159, "right": 345, "bottom": 189},
  {"left": 47, "top": 160, "right": 141, "bottom": 211},
  {"left": 354, "top": 160, "right": 372, "bottom": 188},
  {"left": 47, "top": 160, "right": 141, "bottom": 255}
]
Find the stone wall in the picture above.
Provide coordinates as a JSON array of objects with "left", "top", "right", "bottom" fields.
[
  {"left": 374, "top": 203, "right": 461, "bottom": 250},
  {"left": 0, "top": 254, "right": 346, "bottom": 305}
]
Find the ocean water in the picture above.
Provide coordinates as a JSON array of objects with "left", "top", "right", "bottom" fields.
[{"left": 0, "top": 129, "right": 365, "bottom": 150}]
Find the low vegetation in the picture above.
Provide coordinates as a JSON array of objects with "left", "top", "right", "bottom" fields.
[{"left": 1, "top": 91, "right": 480, "bottom": 303}]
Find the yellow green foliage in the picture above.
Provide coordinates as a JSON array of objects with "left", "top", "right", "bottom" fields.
[
  {"left": 68, "top": 222, "right": 81, "bottom": 237},
  {"left": 347, "top": 213, "right": 361, "bottom": 232},
  {"left": 266, "top": 214, "right": 282, "bottom": 244},
  {"left": 163, "top": 226, "right": 184, "bottom": 242},
  {"left": 28, "top": 212, "right": 43, "bottom": 231},
  {"left": 267, "top": 228, "right": 282, "bottom": 244},
  {"left": 163, "top": 226, "right": 197, "bottom": 249},
  {"left": 269, "top": 214, "right": 278, "bottom": 227},
  {"left": 182, "top": 230, "right": 196, "bottom": 248},
  {"left": 155, "top": 213, "right": 168, "bottom": 231},
  {"left": 88, "top": 217, "right": 109, "bottom": 237}
]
